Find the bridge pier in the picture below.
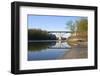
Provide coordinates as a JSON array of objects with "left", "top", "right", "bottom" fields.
[
  {"left": 58, "top": 33, "right": 62, "bottom": 40},
  {"left": 48, "top": 31, "right": 72, "bottom": 40}
]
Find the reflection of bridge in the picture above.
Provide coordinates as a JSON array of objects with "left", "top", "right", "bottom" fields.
[
  {"left": 48, "top": 40, "right": 71, "bottom": 49},
  {"left": 48, "top": 31, "right": 72, "bottom": 40}
]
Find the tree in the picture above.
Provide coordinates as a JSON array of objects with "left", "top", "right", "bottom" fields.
[
  {"left": 66, "top": 21, "right": 76, "bottom": 33},
  {"left": 28, "top": 29, "right": 57, "bottom": 40},
  {"left": 66, "top": 18, "right": 88, "bottom": 44},
  {"left": 76, "top": 19, "right": 88, "bottom": 32}
]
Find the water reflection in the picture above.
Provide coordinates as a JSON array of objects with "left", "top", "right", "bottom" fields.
[
  {"left": 28, "top": 41, "right": 87, "bottom": 61},
  {"left": 28, "top": 41, "right": 56, "bottom": 51},
  {"left": 28, "top": 49, "right": 69, "bottom": 60}
]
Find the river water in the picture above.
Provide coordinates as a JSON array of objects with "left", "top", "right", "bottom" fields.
[{"left": 28, "top": 40, "right": 88, "bottom": 61}]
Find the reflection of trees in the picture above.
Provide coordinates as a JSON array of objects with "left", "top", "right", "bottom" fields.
[
  {"left": 28, "top": 29, "right": 57, "bottom": 40},
  {"left": 28, "top": 42, "right": 56, "bottom": 51}
]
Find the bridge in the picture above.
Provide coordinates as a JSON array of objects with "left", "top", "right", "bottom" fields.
[{"left": 48, "top": 31, "right": 72, "bottom": 40}]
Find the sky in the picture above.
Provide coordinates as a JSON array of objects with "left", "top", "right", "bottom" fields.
[{"left": 28, "top": 15, "right": 87, "bottom": 31}]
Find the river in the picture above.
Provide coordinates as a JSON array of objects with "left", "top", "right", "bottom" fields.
[{"left": 28, "top": 40, "right": 88, "bottom": 61}]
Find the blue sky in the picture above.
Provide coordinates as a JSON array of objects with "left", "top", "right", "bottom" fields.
[{"left": 28, "top": 15, "right": 87, "bottom": 31}]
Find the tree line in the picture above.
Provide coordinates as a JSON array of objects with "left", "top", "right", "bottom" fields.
[{"left": 28, "top": 29, "right": 57, "bottom": 40}]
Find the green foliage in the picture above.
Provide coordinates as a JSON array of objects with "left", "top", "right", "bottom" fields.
[
  {"left": 28, "top": 29, "right": 57, "bottom": 40},
  {"left": 76, "top": 19, "right": 88, "bottom": 32},
  {"left": 66, "top": 19, "right": 88, "bottom": 32}
]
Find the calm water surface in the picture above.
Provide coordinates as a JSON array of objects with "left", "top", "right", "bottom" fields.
[{"left": 28, "top": 40, "right": 87, "bottom": 61}]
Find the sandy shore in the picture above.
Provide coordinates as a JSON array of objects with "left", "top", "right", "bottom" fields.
[{"left": 59, "top": 47, "right": 88, "bottom": 59}]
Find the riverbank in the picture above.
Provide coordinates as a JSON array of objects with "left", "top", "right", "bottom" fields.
[
  {"left": 67, "top": 31, "right": 87, "bottom": 47},
  {"left": 59, "top": 47, "right": 88, "bottom": 59}
]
